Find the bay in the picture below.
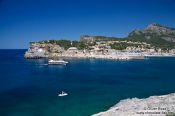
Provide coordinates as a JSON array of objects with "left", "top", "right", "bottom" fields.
[{"left": 0, "top": 49, "right": 175, "bottom": 116}]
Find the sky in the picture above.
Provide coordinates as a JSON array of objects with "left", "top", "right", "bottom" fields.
[{"left": 0, "top": 0, "right": 175, "bottom": 49}]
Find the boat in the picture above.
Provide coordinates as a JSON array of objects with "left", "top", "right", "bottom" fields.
[
  {"left": 48, "top": 59, "right": 68, "bottom": 65},
  {"left": 58, "top": 91, "right": 68, "bottom": 97}
]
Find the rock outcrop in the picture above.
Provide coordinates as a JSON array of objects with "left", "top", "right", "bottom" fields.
[
  {"left": 24, "top": 42, "right": 64, "bottom": 58},
  {"left": 93, "top": 93, "right": 175, "bottom": 116},
  {"left": 80, "top": 35, "right": 96, "bottom": 43}
]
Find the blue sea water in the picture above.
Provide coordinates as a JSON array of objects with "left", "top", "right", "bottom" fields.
[{"left": 0, "top": 49, "right": 175, "bottom": 116}]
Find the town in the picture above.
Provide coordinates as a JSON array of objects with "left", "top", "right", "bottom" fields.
[{"left": 24, "top": 35, "right": 175, "bottom": 60}]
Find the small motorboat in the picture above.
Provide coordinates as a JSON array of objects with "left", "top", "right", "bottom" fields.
[
  {"left": 48, "top": 59, "right": 68, "bottom": 65},
  {"left": 58, "top": 91, "right": 68, "bottom": 97}
]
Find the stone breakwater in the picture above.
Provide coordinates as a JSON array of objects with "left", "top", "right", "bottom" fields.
[{"left": 92, "top": 93, "right": 175, "bottom": 116}]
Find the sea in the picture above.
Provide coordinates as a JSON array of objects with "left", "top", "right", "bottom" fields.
[{"left": 0, "top": 49, "right": 175, "bottom": 116}]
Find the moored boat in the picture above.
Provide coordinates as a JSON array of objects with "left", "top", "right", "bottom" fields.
[{"left": 48, "top": 59, "right": 68, "bottom": 65}]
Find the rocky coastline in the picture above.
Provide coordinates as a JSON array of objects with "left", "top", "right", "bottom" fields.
[
  {"left": 92, "top": 93, "right": 175, "bottom": 116},
  {"left": 24, "top": 41, "right": 145, "bottom": 60},
  {"left": 24, "top": 41, "right": 174, "bottom": 60}
]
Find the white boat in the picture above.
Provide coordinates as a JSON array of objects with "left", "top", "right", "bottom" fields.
[
  {"left": 58, "top": 91, "right": 68, "bottom": 97},
  {"left": 48, "top": 59, "right": 68, "bottom": 65}
]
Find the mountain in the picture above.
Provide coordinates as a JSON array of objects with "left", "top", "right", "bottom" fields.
[
  {"left": 129, "top": 23, "right": 175, "bottom": 42},
  {"left": 144, "top": 23, "right": 175, "bottom": 35},
  {"left": 128, "top": 23, "right": 175, "bottom": 50}
]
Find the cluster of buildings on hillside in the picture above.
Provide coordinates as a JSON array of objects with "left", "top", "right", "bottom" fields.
[
  {"left": 80, "top": 36, "right": 175, "bottom": 55},
  {"left": 24, "top": 36, "right": 175, "bottom": 59}
]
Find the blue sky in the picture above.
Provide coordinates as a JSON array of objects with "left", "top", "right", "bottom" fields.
[{"left": 0, "top": 0, "right": 175, "bottom": 49}]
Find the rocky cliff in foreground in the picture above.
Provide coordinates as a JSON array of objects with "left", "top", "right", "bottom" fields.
[{"left": 93, "top": 93, "right": 175, "bottom": 116}]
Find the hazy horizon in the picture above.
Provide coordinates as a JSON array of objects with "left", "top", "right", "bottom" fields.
[{"left": 0, "top": 0, "right": 175, "bottom": 49}]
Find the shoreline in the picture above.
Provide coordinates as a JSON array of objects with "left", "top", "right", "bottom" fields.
[
  {"left": 92, "top": 93, "right": 175, "bottom": 116},
  {"left": 24, "top": 53, "right": 175, "bottom": 60}
]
